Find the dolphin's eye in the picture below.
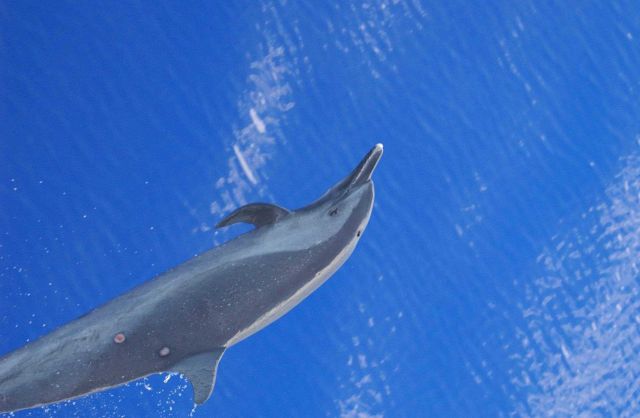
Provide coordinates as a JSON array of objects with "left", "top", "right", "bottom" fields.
[
  {"left": 329, "top": 208, "right": 338, "bottom": 217},
  {"left": 357, "top": 230, "right": 362, "bottom": 237}
]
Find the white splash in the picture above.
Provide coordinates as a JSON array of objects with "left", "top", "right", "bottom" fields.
[
  {"left": 233, "top": 144, "right": 258, "bottom": 185},
  {"left": 206, "top": 45, "right": 295, "bottom": 234},
  {"left": 249, "top": 108, "right": 266, "bottom": 134}
]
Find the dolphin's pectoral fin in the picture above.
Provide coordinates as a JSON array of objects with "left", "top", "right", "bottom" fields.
[
  {"left": 171, "top": 348, "right": 226, "bottom": 405},
  {"left": 216, "top": 203, "right": 290, "bottom": 229}
]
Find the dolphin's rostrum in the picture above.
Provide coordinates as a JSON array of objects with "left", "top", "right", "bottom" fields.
[{"left": 0, "top": 144, "right": 383, "bottom": 413}]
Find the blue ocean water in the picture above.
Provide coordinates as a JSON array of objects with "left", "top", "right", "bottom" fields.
[{"left": 2, "top": 1, "right": 640, "bottom": 416}]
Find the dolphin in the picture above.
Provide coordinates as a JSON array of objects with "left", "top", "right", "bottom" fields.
[{"left": 0, "top": 144, "right": 383, "bottom": 413}]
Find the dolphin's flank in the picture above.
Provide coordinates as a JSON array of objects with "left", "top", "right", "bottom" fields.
[{"left": 0, "top": 144, "right": 383, "bottom": 413}]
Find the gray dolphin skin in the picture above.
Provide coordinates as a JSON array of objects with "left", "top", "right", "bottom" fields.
[{"left": 0, "top": 144, "right": 383, "bottom": 413}]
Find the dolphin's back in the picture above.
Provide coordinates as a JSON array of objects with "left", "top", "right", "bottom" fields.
[{"left": 0, "top": 219, "right": 351, "bottom": 412}]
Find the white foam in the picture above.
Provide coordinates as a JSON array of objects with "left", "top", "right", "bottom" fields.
[
  {"left": 206, "top": 45, "right": 295, "bottom": 231},
  {"left": 249, "top": 108, "right": 266, "bottom": 134},
  {"left": 233, "top": 144, "right": 258, "bottom": 185}
]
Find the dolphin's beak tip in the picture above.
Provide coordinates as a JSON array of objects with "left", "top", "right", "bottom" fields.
[
  {"left": 371, "top": 143, "right": 383, "bottom": 157},
  {"left": 369, "top": 143, "right": 383, "bottom": 166}
]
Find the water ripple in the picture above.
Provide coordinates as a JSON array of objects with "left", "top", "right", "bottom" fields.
[{"left": 513, "top": 147, "right": 640, "bottom": 416}]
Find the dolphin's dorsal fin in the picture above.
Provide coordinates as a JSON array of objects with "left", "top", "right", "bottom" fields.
[
  {"left": 171, "top": 349, "right": 226, "bottom": 405},
  {"left": 216, "top": 203, "right": 290, "bottom": 229}
]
